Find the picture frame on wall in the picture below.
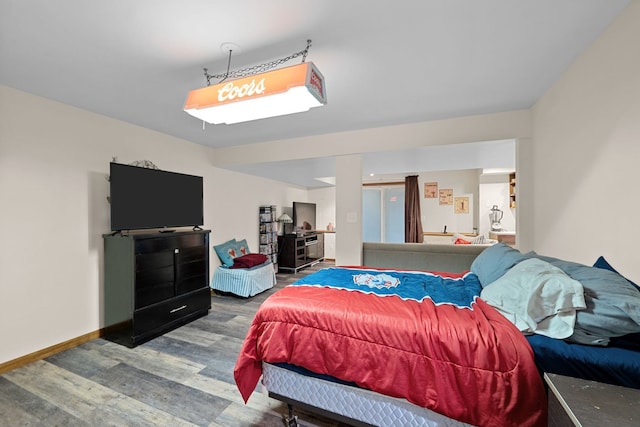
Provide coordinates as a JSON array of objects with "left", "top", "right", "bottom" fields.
[
  {"left": 454, "top": 197, "right": 469, "bottom": 214},
  {"left": 439, "top": 189, "right": 453, "bottom": 205},
  {"left": 424, "top": 182, "right": 438, "bottom": 198}
]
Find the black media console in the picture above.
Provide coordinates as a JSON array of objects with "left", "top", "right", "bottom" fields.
[
  {"left": 278, "top": 233, "right": 324, "bottom": 273},
  {"left": 103, "top": 229, "right": 211, "bottom": 347}
]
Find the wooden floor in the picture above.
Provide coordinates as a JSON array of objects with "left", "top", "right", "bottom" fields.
[{"left": 0, "top": 261, "right": 350, "bottom": 427}]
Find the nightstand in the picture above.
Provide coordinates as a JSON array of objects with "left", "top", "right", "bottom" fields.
[{"left": 544, "top": 373, "right": 640, "bottom": 426}]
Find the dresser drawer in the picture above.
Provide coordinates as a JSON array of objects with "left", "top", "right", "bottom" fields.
[
  {"left": 133, "top": 288, "right": 210, "bottom": 338},
  {"left": 135, "top": 233, "right": 207, "bottom": 254}
]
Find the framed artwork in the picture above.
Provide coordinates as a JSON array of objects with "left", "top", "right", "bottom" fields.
[
  {"left": 424, "top": 182, "right": 438, "bottom": 198},
  {"left": 454, "top": 197, "right": 469, "bottom": 214},
  {"left": 439, "top": 189, "right": 453, "bottom": 205}
]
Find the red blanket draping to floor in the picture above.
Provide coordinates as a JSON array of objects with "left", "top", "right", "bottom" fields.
[{"left": 235, "top": 268, "right": 546, "bottom": 426}]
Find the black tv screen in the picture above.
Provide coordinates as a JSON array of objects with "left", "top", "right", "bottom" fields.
[
  {"left": 109, "top": 163, "right": 203, "bottom": 231},
  {"left": 293, "top": 201, "right": 316, "bottom": 234}
]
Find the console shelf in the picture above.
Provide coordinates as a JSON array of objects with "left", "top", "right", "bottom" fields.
[{"left": 278, "top": 233, "right": 324, "bottom": 273}]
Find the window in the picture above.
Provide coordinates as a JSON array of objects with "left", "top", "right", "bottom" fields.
[{"left": 363, "top": 185, "right": 404, "bottom": 243}]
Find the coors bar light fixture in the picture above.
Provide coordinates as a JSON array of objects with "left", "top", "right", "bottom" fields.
[{"left": 184, "top": 40, "right": 326, "bottom": 125}]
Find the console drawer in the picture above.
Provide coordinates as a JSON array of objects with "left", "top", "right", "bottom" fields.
[
  {"left": 135, "top": 233, "right": 206, "bottom": 254},
  {"left": 133, "top": 288, "right": 210, "bottom": 339}
]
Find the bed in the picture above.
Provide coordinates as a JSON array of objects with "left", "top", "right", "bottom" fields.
[
  {"left": 234, "top": 244, "right": 640, "bottom": 426},
  {"left": 234, "top": 266, "right": 547, "bottom": 426}
]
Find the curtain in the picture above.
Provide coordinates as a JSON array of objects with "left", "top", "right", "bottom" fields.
[{"left": 404, "top": 175, "right": 424, "bottom": 243}]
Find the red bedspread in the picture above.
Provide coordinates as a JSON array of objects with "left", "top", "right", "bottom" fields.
[{"left": 234, "top": 268, "right": 546, "bottom": 426}]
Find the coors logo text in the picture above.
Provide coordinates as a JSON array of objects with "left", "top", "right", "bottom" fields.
[{"left": 217, "top": 79, "right": 266, "bottom": 101}]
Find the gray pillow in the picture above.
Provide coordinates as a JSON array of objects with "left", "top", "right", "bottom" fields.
[
  {"left": 532, "top": 254, "right": 640, "bottom": 346},
  {"left": 470, "top": 243, "right": 530, "bottom": 287}
]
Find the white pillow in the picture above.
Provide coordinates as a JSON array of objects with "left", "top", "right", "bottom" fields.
[{"left": 480, "top": 258, "right": 586, "bottom": 339}]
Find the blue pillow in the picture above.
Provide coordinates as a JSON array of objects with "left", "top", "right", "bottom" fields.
[
  {"left": 234, "top": 239, "right": 251, "bottom": 257},
  {"left": 213, "top": 239, "right": 237, "bottom": 267},
  {"left": 593, "top": 256, "right": 639, "bottom": 291},
  {"left": 470, "top": 243, "right": 530, "bottom": 287},
  {"left": 531, "top": 254, "right": 640, "bottom": 346}
]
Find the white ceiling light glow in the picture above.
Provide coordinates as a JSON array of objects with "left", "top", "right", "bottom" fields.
[{"left": 184, "top": 41, "right": 326, "bottom": 125}]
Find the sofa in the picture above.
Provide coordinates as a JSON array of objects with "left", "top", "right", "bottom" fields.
[{"left": 362, "top": 242, "right": 487, "bottom": 273}]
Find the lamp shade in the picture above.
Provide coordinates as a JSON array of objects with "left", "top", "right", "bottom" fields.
[
  {"left": 277, "top": 213, "right": 293, "bottom": 223},
  {"left": 184, "top": 62, "right": 326, "bottom": 124}
]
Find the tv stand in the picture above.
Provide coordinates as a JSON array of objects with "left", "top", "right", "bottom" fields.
[
  {"left": 278, "top": 233, "right": 324, "bottom": 273},
  {"left": 103, "top": 229, "right": 211, "bottom": 347}
]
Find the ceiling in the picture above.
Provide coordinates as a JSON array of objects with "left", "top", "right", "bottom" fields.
[{"left": 0, "top": 1, "right": 629, "bottom": 187}]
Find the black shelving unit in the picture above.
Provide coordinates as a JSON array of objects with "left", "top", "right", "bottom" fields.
[
  {"left": 259, "top": 205, "right": 278, "bottom": 271},
  {"left": 278, "top": 233, "right": 324, "bottom": 273}
]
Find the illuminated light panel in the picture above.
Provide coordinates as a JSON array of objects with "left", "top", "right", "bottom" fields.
[{"left": 184, "top": 62, "right": 326, "bottom": 124}]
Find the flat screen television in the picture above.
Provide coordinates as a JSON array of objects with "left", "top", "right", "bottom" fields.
[
  {"left": 292, "top": 201, "right": 316, "bottom": 234},
  {"left": 109, "top": 162, "right": 203, "bottom": 231}
]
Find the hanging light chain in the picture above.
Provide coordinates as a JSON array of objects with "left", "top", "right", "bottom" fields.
[{"left": 203, "top": 40, "right": 312, "bottom": 84}]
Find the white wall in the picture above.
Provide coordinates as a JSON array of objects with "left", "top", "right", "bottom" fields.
[
  {"left": 209, "top": 170, "right": 307, "bottom": 259},
  {"left": 210, "top": 110, "right": 531, "bottom": 168},
  {"left": 335, "top": 155, "right": 363, "bottom": 266},
  {"left": 418, "top": 170, "right": 478, "bottom": 234},
  {"left": 530, "top": 2, "right": 640, "bottom": 283},
  {"left": 308, "top": 186, "right": 336, "bottom": 232},
  {"left": 0, "top": 86, "right": 306, "bottom": 365}
]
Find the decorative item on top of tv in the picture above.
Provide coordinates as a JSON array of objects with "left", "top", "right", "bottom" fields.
[
  {"left": 489, "top": 205, "right": 504, "bottom": 231},
  {"left": 129, "top": 160, "right": 159, "bottom": 170}
]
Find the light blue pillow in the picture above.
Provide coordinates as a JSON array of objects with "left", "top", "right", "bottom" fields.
[
  {"left": 213, "top": 239, "right": 237, "bottom": 267},
  {"left": 470, "top": 243, "right": 530, "bottom": 287},
  {"left": 532, "top": 254, "right": 640, "bottom": 346},
  {"left": 234, "top": 239, "right": 251, "bottom": 257}
]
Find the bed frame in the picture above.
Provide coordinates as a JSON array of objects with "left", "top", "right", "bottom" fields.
[{"left": 262, "top": 363, "right": 470, "bottom": 427}]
